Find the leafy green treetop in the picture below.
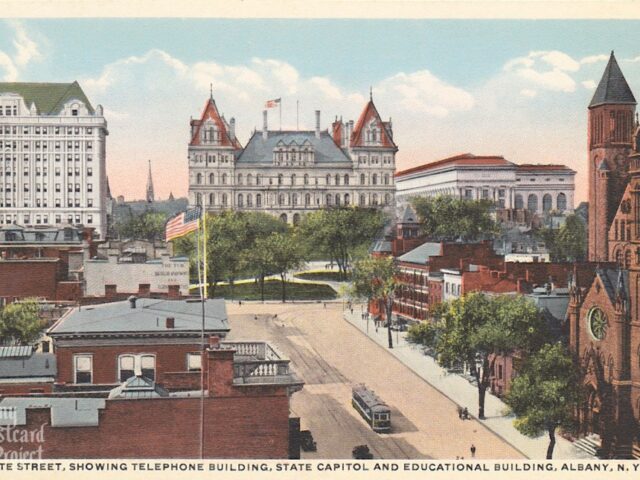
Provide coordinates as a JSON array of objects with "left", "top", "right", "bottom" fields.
[
  {"left": 0, "top": 300, "right": 45, "bottom": 345},
  {"left": 351, "top": 255, "right": 399, "bottom": 349},
  {"left": 411, "top": 196, "right": 498, "bottom": 241},
  {"left": 505, "top": 342, "right": 581, "bottom": 459}
]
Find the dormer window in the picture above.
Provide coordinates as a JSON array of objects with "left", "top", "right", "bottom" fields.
[
  {"left": 366, "top": 120, "right": 380, "bottom": 145},
  {"left": 71, "top": 103, "right": 79, "bottom": 116},
  {"left": 201, "top": 122, "right": 220, "bottom": 144}
]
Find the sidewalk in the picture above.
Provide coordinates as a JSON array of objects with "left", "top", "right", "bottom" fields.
[{"left": 343, "top": 308, "right": 591, "bottom": 460}]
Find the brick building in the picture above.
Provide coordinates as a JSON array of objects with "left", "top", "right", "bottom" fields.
[
  {"left": 567, "top": 52, "right": 640, "bottom": 458},
  {"left": 0, "top": 298, "right": 303, "bottom": 458},
  {"left": 0, "top": 224, "right": 91, "bottom": 303},
  {"left": 0, "top": 336, "right": 303, "bottom": 458}
]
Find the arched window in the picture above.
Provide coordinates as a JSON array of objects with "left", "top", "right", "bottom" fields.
[
  {"left": 291, "top": 174, "right": 296, "bottom": 185},
  {"left": 384, "top": 174, "right": 389, "bottom": 185},
  {"left": 514, "top": 194, "right": 523, "bottom": 209},
  {"left": 326, "top": 194, "right": 332, "bottom": 206},
  {"left": 305, "top": 193, "right": 311, "bottom": 206},
  {"left": 256, "top": 194, "right": 262, "bottom": 207},
  {"left": 557, "top": 193, "right": 567, "bottom": 212},
  {"left": 615, "top": 248, "right": 623, "bottom": 267},
  {"left": 246, "top": 174, "right": 252, "bottom": 185},
  {"left": 237, "top": 194, "right": 243, "bottom": 207},
  {"left": 360, "top": 194, "right": 366, "bottom": 206},
  {"left": 279, "top": 213, "right": 287, "bottom": 223},
  {"left": 625, "top": 249, "right": 632, "bottom": 269},
  {"left": 293, "top": 213, "right": 300, "bottom": 225},
  {"left": 335, "top": 174, "right": 340, "bottom": 186},
  {"left": 360, "top": 174, "right": 366, "bottom": 185},
  {"left": 292, "top": 194, "right": 298, "bottom": 206},
  {"left": 196, "top": 193, "right": 202, "bottom": 205},
  {"left": 209, "top": 173, "right": 214, "bottom": 184},
  {"left": 372, "top": 174, "right": 378, "bottom": 185},
  {"left": 344, "top": 193, "right": 350, "bottom": 205},
  {"left": 222, "top": 194, "right": 228, "bottom": 207},
  {"left": 222, "top": 173, "right": 227, "bottom": 185},
  {"left": 344, "top": 174, "right": 349, "bottom": 185},
  {"left": 527, "top": 194, "right": 538, "bottom": 213},
  {"left": 236, "top": 173, "right": 242, "bottom": 185},
  {"left": 335, "top": 194, "right": 340, "bottom": 206},
  {"left": 247, "top": 194, "right": 252, "bottom": 207},
  {"left": 372, "top": 194, "right": 378, "bottom": 205},
  {"left": 543, "top": 194, "right": 552, "bottom": 212},
  {"left": 256, "top": 174, "right": 261, "bottom": 186},
  {"left": 304, "top": 174, "right": 309, "bottom": 185},
  {"left": 278, "top": 194, "right": 284, "bottom": 206},
  {"left": 209, "top": 193, "right": 215, "bottom": 205},
  {"left": 326, "top": 174, "right": 331, "bottom": 185},
  {"left": 196, "top": 173, "right": 202, "bottom": 185},
  {"left": 278, "top": 174, "right": 283, "bottom": 186}
]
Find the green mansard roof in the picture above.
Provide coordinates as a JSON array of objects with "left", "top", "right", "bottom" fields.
[{"left": 0, "top": 81, "right": 95, "bottom": 115}]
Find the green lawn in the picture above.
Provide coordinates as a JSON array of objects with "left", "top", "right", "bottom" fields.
[
  {"left": 294, "top": 271, "right": 351, "bottom": 282},
  {"left": 191, "top": 279, "right": 337, "bottom": 301}
]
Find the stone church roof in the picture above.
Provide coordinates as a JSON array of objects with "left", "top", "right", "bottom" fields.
[{"left": 589, "top": 52, "right": 636, "bottom": 108}]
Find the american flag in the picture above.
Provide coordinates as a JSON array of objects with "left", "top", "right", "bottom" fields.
[
  {"left": 165, "top": 206, "right": 201, "bottom": 241},
  {"left": 265, "top": 98, "right": 281, "bottom": 109}
]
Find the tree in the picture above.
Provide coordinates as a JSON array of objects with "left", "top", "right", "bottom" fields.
[
  {"left": 0, "top": 300, "right": 45, "bottom": 345},
  {"left": 505, "top": 343, "right": 581, "bottom": 459},
  {"left": 411, "top": 196, "right": 498, "bottom": 241},
  {"left": 417, "top": 293, "right": 549, "bottom": 419},
  {"left": 406, "top": 321, "right": 439, "bottom": 352},
  {"left": 538, "top": 214, "right": 587, "bottom": 262},
  {"left": 299, "top": 207, "right": 384, "bottom": 279},
  {"left": 259, "top": 231, "right": 305, "bottom": 302},
  {"left": 351, "top": 256, "right": 398, "bottom": 349},
  {"left": 115, "top": 209, "right": 168, "bottom": 241}
]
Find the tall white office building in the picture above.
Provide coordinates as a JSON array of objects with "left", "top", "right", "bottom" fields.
[{"left": 0, "top": 82, "right": 108, "bottom": 238}]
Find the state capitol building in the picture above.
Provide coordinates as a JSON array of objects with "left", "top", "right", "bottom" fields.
[{"left": 187, "top": 93, "right": 397, "bottom": 224}]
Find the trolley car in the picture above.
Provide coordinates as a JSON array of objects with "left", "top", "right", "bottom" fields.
[{"left": 352, "top": 384, "right": 391, "bottom": 432}]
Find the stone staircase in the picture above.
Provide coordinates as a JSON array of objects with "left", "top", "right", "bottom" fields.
[{"left": 572, "top": 434, "right": 600, "bottom": 458}]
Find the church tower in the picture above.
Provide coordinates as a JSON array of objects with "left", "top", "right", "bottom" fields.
[
  {"left": 146, "top": 160, "right": 155, "bottom": 203},
  {"left": 588, "top": 52, "right": 637, "bottom": 261}
]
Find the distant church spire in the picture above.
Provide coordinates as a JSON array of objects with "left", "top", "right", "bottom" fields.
[{"left": 146, "top": 160, "right": 155, "bottom": 203}]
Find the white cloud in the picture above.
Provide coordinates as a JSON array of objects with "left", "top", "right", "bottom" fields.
[
  {"left": 504, "top": 50, "right": 580, "bottom": 92},
  {"left": 580, "top": 54, "right": 608, "bottom": 65},
  {"left": 582, "top": 80, "right": 596, "bottom": 89},
  {"left": 378, "top": 70, "right": 474, "bottom": 117},
  {"left": 0, "top": 21, "right": 41, "bottom": 81},
  {"left": 520, "top": 88, "right": 537, "bottom": 98},
  {"left": 10, "top": 21, "right": 40, "bottom": 67}
]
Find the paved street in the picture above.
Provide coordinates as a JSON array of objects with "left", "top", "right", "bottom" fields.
[{"left": 225, "top": 302, "right": 523, "bottom": 460}]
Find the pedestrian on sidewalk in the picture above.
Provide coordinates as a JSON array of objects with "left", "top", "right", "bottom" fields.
[
  {"left": 470, "top": 444, "right": 476, "bottom": 458},
  {"left": 462, "top": 407, "right": 469, "bottom": 420},
  {"left": 457, "top": 406, "right": 463, "bottom": 419}
]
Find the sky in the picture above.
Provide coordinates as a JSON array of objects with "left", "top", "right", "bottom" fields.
[{"left": 1, "top": 19, "right": 640, "bottom": 202}]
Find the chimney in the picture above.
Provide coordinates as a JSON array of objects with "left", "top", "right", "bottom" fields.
[
  {"left": 207, "top": 342, "right": 236, "bottom": 397},
  {"left": 229, "top": 117, "right": 235, "bottom": 140},
  {"left": 209, "top": 335, "right": 220, "bottom": 349},
  {"left": 315, "top": 110, "right": 321, "bottom": 138},
  {"left": 166, "top": 317, "right": 175, "bottom": 329},
  {"left": 262, "top": 110, "right": 268, "bottom": 140},
  {"left": 128, "top": 295, "right": 137, "bottom": 309}
]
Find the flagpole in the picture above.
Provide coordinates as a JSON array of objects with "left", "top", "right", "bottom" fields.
[
  {"left": 203, "top": 200, "right": 208, "bottom": 299},
  {"left": 194, "top": 206, "right": 205, "bottom": 459}
]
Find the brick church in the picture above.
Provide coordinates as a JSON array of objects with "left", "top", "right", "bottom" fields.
[{"left": 568, "top": 52, "right": 640, "bottom": 458}]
